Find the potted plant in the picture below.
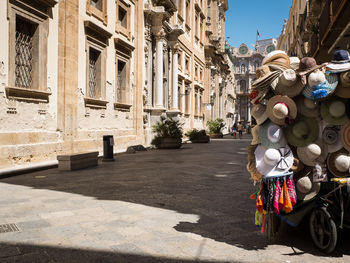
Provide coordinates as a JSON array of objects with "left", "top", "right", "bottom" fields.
[
  {"left": 151, "top": 116, "right": 183, "bottom": 149},
  {"left": 207, "top": 118, "right": 225, "bottom": 138},
  {"left": 185, "top": 129, "right": 210, "bottom": 143}
]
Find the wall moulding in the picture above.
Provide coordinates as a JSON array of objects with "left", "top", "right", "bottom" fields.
[
  {"left": 5, "top": 86, "right": 51, "bottom": 103},
  {"left": 84, "top": 97, "right": 108, "bottom": 109}
]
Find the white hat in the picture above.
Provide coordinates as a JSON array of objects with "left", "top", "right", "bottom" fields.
[
  {"left": 272, "top": 69, "right": 305, "bottom": 98},
  {"left": 254, "top": 145, "right": 294, "bottom": 177},
  {"left": 295, "top": 169, "right": 321, "bottom": 200},
  {"left": 289, "top": 57, "right": 300, "bottom": 70},
  {"left": 327, "top": 148, "right": 350, "bottom": 177},
  {"left": 297, "top": 140, "right": 328, "bottom": 166},
  {"left": 308, "top": 69, "right": 326, "bottom": 88},
  {"left": 335, "top": 71, "right": 350, "bottom": 98}
]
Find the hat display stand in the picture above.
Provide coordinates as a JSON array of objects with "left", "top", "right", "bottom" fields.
[{"left": 247, "top": 50, "right": 350, "bottom": 238}]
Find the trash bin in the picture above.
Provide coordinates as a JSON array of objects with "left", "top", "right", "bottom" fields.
[{"left": 103, "top": 135, "right": 115, "bottom": 161}]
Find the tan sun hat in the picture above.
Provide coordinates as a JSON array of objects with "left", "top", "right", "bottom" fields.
[
  {"left": 297, "top": 139, "right": 328, "bottom": 166},
  {"left": 251, "top": 65, "right": 281, "bottom": 88},
  {"left": 251, "top": 104, "right": 268, "bottom": 125},
  {"left": 291, "top": 157, "right": 304, "bottom": 173},
  {"left": 263, "top": 50, "right": 291, "bottom": 69},
  {"left": 272, "top": 69, "right": 305, "bottom": 98},
  {"left": 327, "top": 148, "right": 350, "bottom": 177},
  {"left": 266, "top": 95, "right": 297, "bottom": 125},
  {"left": 335, "top": 71, "right": 350, "bottom": 98},
  {"left": 294, "top": 168, "right": 321, "bottom": 201},
  {"left": 289, "top": 57, "right": 300, "bottom": 70},
  {"left": 341, "top": 121, "right": 350, "bottom": 152},
  {"left": 295, "top": 96, "right": 319, "bottom": 118}
]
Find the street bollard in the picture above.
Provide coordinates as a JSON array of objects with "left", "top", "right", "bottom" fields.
[{"left": 102, "top": 135, "right": 115, "bottom": 162}]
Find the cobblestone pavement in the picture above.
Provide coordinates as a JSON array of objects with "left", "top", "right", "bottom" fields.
[{"left": 0, "top": 135, "right": 349, "bottom": 262}]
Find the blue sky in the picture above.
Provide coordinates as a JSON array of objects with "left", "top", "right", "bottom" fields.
[{"left": 225, "top": 0, "right": 292, "bottom": 49}]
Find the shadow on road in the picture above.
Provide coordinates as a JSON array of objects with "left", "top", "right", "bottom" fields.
[{"left": 1, "top": 135, "right": 350, "bottom": 259}]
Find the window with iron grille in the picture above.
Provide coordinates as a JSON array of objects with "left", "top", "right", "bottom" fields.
[
  {"left": 88, "top": 48, "right": 101, "bottom": 99},
  {"left": 15, "top": 16, "right": 37, "bottom": 89},
  {"left": 116, "top": 59, "right": 127, "bottom": 103}
]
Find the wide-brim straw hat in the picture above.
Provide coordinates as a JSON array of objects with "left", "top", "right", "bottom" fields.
[
  {"left": 294, "top": 168, "right": 321, "bottom": 201},
  {"left": 254, "top": 145, "right": 294, "bottom": 177},
  {"left": 289, "top": 57, "right": 300, "bottom": 70},
  {"left": 251, "top": 67, "right": 281, "bottom": 88},
  {"left": 247, "top": 144, "right": 263, "bottom": 182},
  {"left": 295, "top": 96, "right": 319, "bottom": 118},
  {"left": 251, "top": 125, "right": 260, "bottom": 145},
  {"left": 266, "top": 95, "right": 297, "bottom": 125},
  {"left": 335, "top": 71, "right": 350, "bottom": 98},
  {"left": 341, "top": 121, "right": 350, "bottom": 152},
  {"left": 320, "top": 97, "right": 349, "bottom": 125},
  {"left": 259, "top": 120, "right": 287, "bottom": 149},
  {"left": 297, "top": 139, "right": 328, "bottom": 166},
  {"left": 272, "top": 69, "right": 305, "bottom": 98},
  {"left": 285, "top": 116, "right": 319, "bottom": 147},
  {"left": 302, "top": 73, "right": 338, "bottom": 100},
  {"left": 321, "top": 123, "right": 343, "bottom": 153},
  {"left": 251, "top": 104, "right": 268, "bottom": 125},
  {"left": 297, "top": 57, "right": 327, "bottom": 76},
  {"left": 327, "top": 148, "right": 350, "bottom": 177},
  {"left": 263, "top": 51, "right": 290, "bottom": 67}
]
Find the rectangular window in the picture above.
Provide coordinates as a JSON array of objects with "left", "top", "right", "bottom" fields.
[
  {"left": 186, "top": 0, "right": 191, "bottom": 26},
  {"left": 91, "top": 0, "right": 102, "bottom": 11},
  {"left": 200, "top": 68, "right": 203, "bottom": 83},
  {"left": 178, "top": 51, "right": 182, "bottom": 71},
  {"left": 195, "top": 13, "right": 199, "bottom": 39},
  {"left": 87, "top": 0, "right": 107, "bottom": 24},
  {"left": 15, "top": 16, "right": 38, "bottom": 89},
  {"left": 195, "top": 92, "right": 198, "bottom": 116},
  {"left": 178, "top": 85, "right": 182, "bottom": 112},
  {"left": 116, "top": 0, "right": 131, "bottom": 39},
  {"left": 185, "top": 84, "right": 190, "bottom": 114},
  {"left": 88, "top": 48, "right": 101, "bottom": 99},
  {"left": 185, "top": 56, "right": 190, "bottom": 75},
  {"left": 195, "top": 65, "right": 198, "bottom": 81},
  {"left": 199, "top": 95, "right": 202, "bottom": 115},
  {"left": 200, "top": 17, "right": 204, "bottom": 42},
  {"left": 116, "top": 59, "right": 126, "bottom": 103}
]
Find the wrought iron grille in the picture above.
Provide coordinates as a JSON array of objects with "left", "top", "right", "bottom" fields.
[
  {"left": 88, "top": 49, "right": 98, "bottom": 98},
  {"left": 15, "top": 18, "right": 34, "bottom": 89}
]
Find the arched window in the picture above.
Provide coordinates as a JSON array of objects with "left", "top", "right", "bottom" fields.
[
  {"left": 240, "top": 80, "right": 246, "bottom": 93},
  {"left": 240, "top": 64, "right": 246, "bottom": 73}
]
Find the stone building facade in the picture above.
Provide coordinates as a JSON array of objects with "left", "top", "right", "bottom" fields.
[
  {"left": 0, "top": 0, "right": 233, "bottom": 170},
  {"left": 278, "top": 0, "right": 350, "bottom": 62}
]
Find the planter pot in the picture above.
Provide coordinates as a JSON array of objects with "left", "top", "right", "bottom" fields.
[
  {"left": 156, "top": 138, "right": 182, "bottom": 149},
  {"left": 209, "top": 133, "right": 223, "bottom": 138},
  {"left": 191, "top": 135, "right": 210, "bottom": 143}
]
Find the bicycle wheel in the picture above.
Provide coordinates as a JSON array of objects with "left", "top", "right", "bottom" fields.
[{"left": 309, "top": 207, "right": 337, "bottom": 254}]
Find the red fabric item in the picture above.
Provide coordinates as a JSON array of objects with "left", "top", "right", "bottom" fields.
[
  {"left": 273, "top": 180, "right": 281, "bottom": 214},
  {"left": 286, "top": 176, "right": 297, "bottom": 206}
]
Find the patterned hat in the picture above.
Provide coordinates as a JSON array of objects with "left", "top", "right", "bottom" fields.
[
  {"left": 302, "top": 72, "right": 338, "bottom": 100},
  {"left": 326, "top": 50, "right": 350, "bottom": 73}
]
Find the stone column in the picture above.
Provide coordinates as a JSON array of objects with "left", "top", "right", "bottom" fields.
[
  {"left": 155, "top": 33, "right": 165, "bottom": 108},
  {"left": 171, "top": 46, "right": 179, "bottom": 111}
]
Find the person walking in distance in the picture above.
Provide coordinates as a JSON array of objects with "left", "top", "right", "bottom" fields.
[{"left": 237, "top": 122, "right": 243, "bottom": 139}]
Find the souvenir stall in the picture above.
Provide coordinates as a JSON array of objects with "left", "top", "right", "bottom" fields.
[{"left": 247, "top": 50, "right": 350, "bottom": 253}]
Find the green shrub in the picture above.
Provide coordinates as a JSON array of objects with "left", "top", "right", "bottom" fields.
[
  {"left": 185, "top": 129, "right": 207, "bottom": 141},
  {"left": 206, "top": 118, "right": 225, "bottom": 134},
  {"left": 151, "top": 116, "right": 183, "bottom": 146}
]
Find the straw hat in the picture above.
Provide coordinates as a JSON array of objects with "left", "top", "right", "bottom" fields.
[
  {"left": 289, "top": 57, "right": 300, "bottom": 70},
  {"left": 326, "top": 50, "right": 350, "bottom": 73},
  {"left": 297, "top": 139, "right": 328, "bottom": 166},
  {"left": 266, "top": 95, "right": 297, "bottom": 125},
  {"left": 251, "top": 125, "right": 260, "bottom": 145},
  {"left": 251, "top": 65, "right": 281, "bottom": 88},
  {"left": 254, "top": 145, "right": 294, "bottom": 177},
  {"left": 247, "top": 144, "right": 263, "bottom": 182},
  {"left": 327, "top": 148, "right": 350, "bottom": 177},
  {"left": 272, "top": 69, "right": 305, "bottom": 98},
  {"left": 297, "top": 57, "right": 327, "bottom": 76},
  {"left": 259, "top": 120, "right": 287, "bottom": 149},
  {"left": 341, "top": 121, "right": 350, "bottom": 152},
  {"left": 302, "top": 72, "right": 338, "bottom": 100},
  {"left": 285, "top": 117, "right": 319, "bottom": 147},
  {"left": 335, "top": 71, "right": 350, "bottom": 98},
  {"left": 320, "top": 98, "right": 349, "bottom": 125},
  {"left": 294, "top": 168, "right": 321, "bottom": 200},
  {"left": 295, "top": 96, "right": 319, "bottom": 117},
  {"left": 322, "top": 125, "right": 343, "bottom": 153},
  {"left": 263, "top": 50, "right": 291, "bottom": 69},
  {"left": 251, "top": 104, "right": 268, "bottom": 125}
]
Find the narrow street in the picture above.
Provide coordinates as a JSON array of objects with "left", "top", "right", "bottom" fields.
[{"left": 0, "top": 137, "right": 349, "bottom": 262}]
